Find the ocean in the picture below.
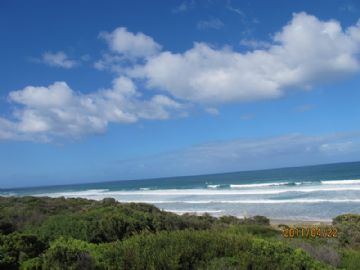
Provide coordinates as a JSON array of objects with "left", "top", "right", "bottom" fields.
[{"left": 2, "top": 161, "right": 360, "bottom": 221}]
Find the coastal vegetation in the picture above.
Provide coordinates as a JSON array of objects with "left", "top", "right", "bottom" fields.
[{"left": 0, "top": 196, "right": 359, "bottom": 269}]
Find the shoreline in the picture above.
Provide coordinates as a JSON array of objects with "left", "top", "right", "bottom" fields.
[
  {"left": 269, "top": 218, "right": 332, "bottom": 226},
  {"left": 0, "top": 195, "right": 337, "bottom": 226}
]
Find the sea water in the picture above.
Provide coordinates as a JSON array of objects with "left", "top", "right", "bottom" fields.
[{"left": 2, "top": 161, "right": 360, "bottom": 221}]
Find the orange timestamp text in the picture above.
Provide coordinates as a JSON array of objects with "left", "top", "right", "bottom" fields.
[{"left": 282, "top": 226, "right": 337, "bottom": 238}]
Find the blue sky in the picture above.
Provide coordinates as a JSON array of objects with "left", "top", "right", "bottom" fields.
[{"left": 1, "top": 0, "right": 360, "bottom": 188}]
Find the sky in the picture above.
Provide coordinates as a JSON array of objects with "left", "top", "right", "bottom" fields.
[{"left": 1, "top": 0, "right": 360, "bottom": 188}]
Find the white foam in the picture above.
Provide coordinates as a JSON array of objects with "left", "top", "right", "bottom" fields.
[
  {"left": 105, "top": 186, "right": 360, "bottom": 195},
  {"left": 81, "top": 189, "right": 285, "bottom": 195},
  {"left": 207, "top": 185, "right": 221, "bottom": 189},
  {"left": 321, "top": 179, "right": 360, "bottom": 185},
  {"left": 0, "top": 192, "right": 16, "bottom": 197},
  {"left": 295, "top": 181, "right": 313, "bottom": 185},
  {"left": 36, "top": 186, "right": 360, "bottom": 198},
  {"left": 115, "top": 199, "right": 360, "bottom": 204},
  {"left": 36, "top": 189, "right": 109, "bottom": 197},
  {"left": 165, "top": 209, "right": 224, "bottom": 214},
  {"left": 230, "top": 182, "right": 289, "bottom": 188}
]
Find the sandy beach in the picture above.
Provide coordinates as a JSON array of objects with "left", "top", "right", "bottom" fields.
[{"left": 270, "top": 218, "right": 332, "bottom": 226}]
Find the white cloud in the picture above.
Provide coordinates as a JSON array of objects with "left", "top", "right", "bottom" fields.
[
  {"left": 41, "top": 51, "right": 78, "bottom": 68},
  {"left": 113, "top": 132, "right": 360, "bottom": 177},
  {"left": 319, "top": 141, "right": 353, "bottom": 154},
  {"left": 128, "top": 13, "right": 360, "bottom": 104},
  {"left": 0, "top": 118, "right": 18, "bottom": 140},
  {"left": 9, "top": 82, "right": 73, "bottom": 108},
  {"left": 3, "top": 12, "right": 360, "bottom": 142},
  {"left": 226, "top": 4, "right": 246, "bottom": 21},
  {"left": 205, "top": 107, "right": 219, "bottom": 115},
  {"left": 0, "top": 77, "right": 185, "bottom": 141},
  {"left": 197, "top": 18, "right": 224, "bottom": 30},
  {"left": 94, "top": 53, "right": 126, "bottom": 72},
  {"left": 99, "top": 27, "right": 161, "bottom": 59},
  {"left": 172, "top": 1, "right": 195, "bottom": 13}
]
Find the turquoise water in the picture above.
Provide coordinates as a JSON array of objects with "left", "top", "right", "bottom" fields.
[{"left": 2, "top": 161, "right": 360, "bottom": 221}]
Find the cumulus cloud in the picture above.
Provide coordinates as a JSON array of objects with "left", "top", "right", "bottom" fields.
[
  {"left": 128, "top": 13, "right": 360, "bottom": 103},
  {"left": 94, "top": 53, "right": 126, "bottom": 72},
  {"left": 0, "top": 78, "right": 185, "bottom": 141},
  {"left": 99, "top": 27, "right": 161, "bottom": 59},
  {"left": 41, "top": 51, "right": 78, "bottom": 68},
  {"left": 3, "top": 12, "right": 360, "bottom": 142}
]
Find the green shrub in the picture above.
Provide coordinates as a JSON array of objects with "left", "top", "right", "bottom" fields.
[
  {"left": 42, "top": 237, "right": 99, "bottom": 270},
  {"left": 226, "top": 224, "right": 279, "bottom": 238},
  {"left": 102, "top": 230, "right": 252, "bottom": 270},
  {"left": 96, "top": 230, "right": 330, "bottom": 270},
  {"left": 0, "top": 196, "right": 350, "bottom": 270},
  {"left": 247, "top": 239, "right": 331, "bottom": 270},
  {"left": 200, "top": 257, "right": 248, "bottom": 270},
  {"left": 339, "top": 249, "right": 360, "bottom": 270},
  {"left": 0, "top": 233, "right": 46, "bottom": 270},
  {"left": 333, "top": 214, "right": 360, "bottom": 248},
  {"left": 287, "top": 240, "right": 340, "bottom": 267},
  {"left": 0, "top": 219, "right": 16, "bottom": 234},
  {"left": 333, "top": 214, "right": 360, "bottom": 225},
  {"left": 218, "top": 215, "right": 241, "bottom": 225},
  {"left": 243, "top": 215, "right": 270, "bottom": 225},
  {"left": 20, "top": 257, "right": 42, "bottom": 270}
]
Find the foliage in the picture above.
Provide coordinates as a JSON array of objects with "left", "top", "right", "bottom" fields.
[
  {"left": 36, "top": 230, "right": 331, "bottom": 270},
  {"left": 333, "top": 214, "right": 360, "bottom": 248},
  {"left": 339, "top": 249, "right": 360, "bottom": 270},
  {"left": 41, "top": 237, "right": 98, "bottom": 270},
  {"left": 0, "top": 233, "right": 46, "bottom": 270},
  {"left": 287, "top": 240, "right": 341, "bottom": 267},
  {"left": 0, "top": 196, "right": 357, "bottom": 269}
]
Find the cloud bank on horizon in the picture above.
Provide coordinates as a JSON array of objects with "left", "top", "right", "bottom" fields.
[
  {"left": 114, "top": 132, "right": 360, "bottom": 178},
  {"left": 1, "top": 12, "right": 360, "bottom": 142}
]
